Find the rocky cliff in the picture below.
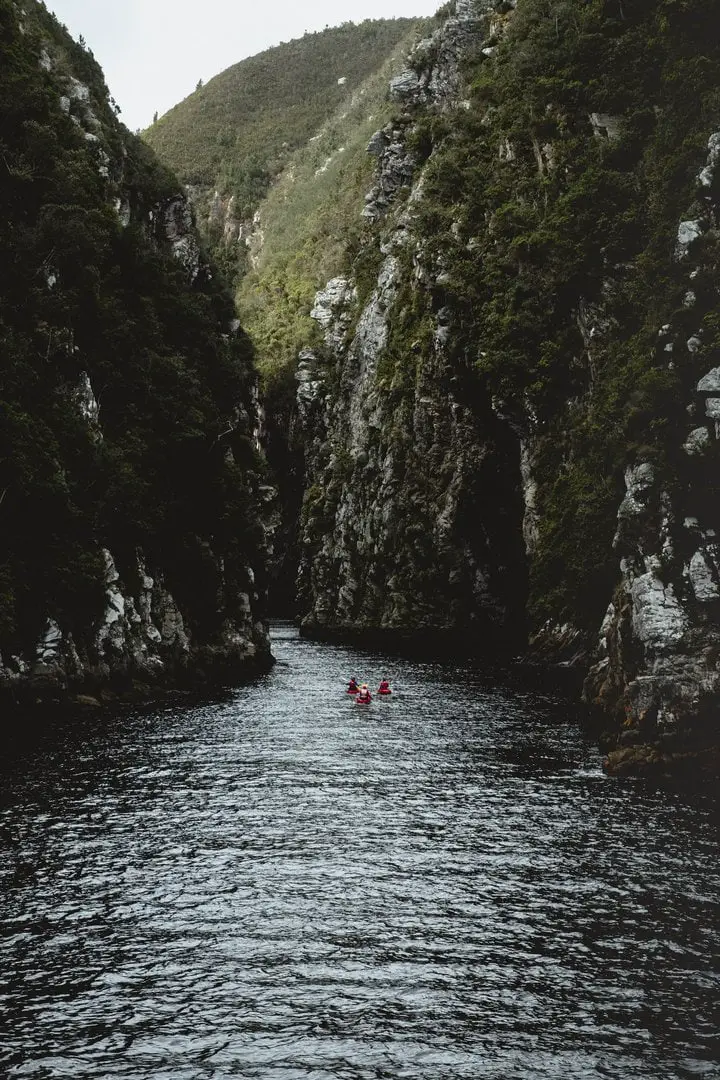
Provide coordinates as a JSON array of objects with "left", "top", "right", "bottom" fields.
[
  {"left": 294, "top": 0, "right": 720, "bottom": 772},
  {"left": 0, "top": 0, "right": 271, "bottom": 708}
]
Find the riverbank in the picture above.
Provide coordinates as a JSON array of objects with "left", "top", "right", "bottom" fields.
[{"left": 0, "top": 644, "right": 275, "bottom": 726}]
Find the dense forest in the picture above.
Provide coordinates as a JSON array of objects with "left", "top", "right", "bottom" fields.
[
  {"left": 412, "top": 0, "right": 720, "bottom": 636},
  {"left": 0, "top": 0, "right": 270, "bottom": 704}
]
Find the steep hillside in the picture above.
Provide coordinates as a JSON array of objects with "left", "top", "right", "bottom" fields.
[
  {"left": 232, "top": 55, "right": 414, "bottom": 611},
  {"left": 237, "top": 44, "right": 418, "bottom": 381},
  {"left": 144, "top": 20, "right": 417, "bottom": 249},
  {"left": 292, "top": 0, "right": 720, "bottom": 773},
  {"left": 0, "top": 0, "right": 271, "bottom": 707}
]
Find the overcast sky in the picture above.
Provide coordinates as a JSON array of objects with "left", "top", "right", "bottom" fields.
[{"left": 46, "top": 0, "right": 440, "bottom": 131}]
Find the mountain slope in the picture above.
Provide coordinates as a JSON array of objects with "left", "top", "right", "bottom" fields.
[
  {"left": 236, "top": 43, "right": 419, "bottom": 379},
  {"left": 0, "top": 0, "right": 271, "bottom": 706},
  {"left": 144, "top": 20, "right": 418, "bottom": 225}
]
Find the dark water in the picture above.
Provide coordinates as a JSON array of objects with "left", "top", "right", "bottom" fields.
[{"left": 1, "top": 625, "right": 718, "bottom": 1080}]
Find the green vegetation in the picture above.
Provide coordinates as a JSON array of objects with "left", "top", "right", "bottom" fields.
[
  {"left": 144, "top": 20, "right": 416, "bottom": 219},
  {"left": 411, "top": 0, "right": 720, "bottom": 632},
  {"left": 141, "top": 0, "right": 719, "bottom": 646},
  {"left": 146, "top": 19, "right": 423, "bottom": 385},
  {"left": 0, "top": 0, "right": 266, "bottom": 657},
  {"left": 237, "top": 45, "right": 417, "bottom": 379}
]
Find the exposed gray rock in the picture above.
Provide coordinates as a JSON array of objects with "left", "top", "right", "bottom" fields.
[
  {"left": 589, "top": 113, "right": 622, "bottom": 141},
  {"left": 683, "top": 427, "right": 710, "bottom": 454},
  {"left": 1, "top": 538, "right": 268, "bottom": 702},
  {"left": 310, "top": 277, "right": 357, "bottom": 352},
  {"left": 390, "top": 69, "right": 421, "bottom": 103},
  {"left": 614, "top": 462, "right": 655, "bottom": 549},
  {"left": 586, "top": 419, "right": 720, "bottom": 749},
  {"left": 577, "top": 296, "right": 617, "bottom": 385},
  {"left": 687, "top": 549, "right": 720, "bottom": 602},
  {"left": 519, "top": 440, "right": 539, "bottom": 554},
  {"left": 389, "top": 0, "right": 488, "bottom": 112},
  {"left": 66, "top": 75, "right": 90, "bottom": 104},
  {"left": 366, "top": 129, "right": 387, "bottom": 157},
  {"left": 675, "top": 219, "right": 704, "bottom": 259},
  {"left": 697, "top": 367, "right": 720, "bottom": 392},
  {"left": 162, "top": 196, "right": 201, "bottom": 281},
  {"left": 114, "top": 196, "right": 131, "bottom": 227},
  {"left": 296, "top": 349, "right": 324, "bottom": 421},
  {"left": 75, "top": 371, "right": 100, "bottom": 427},
  {"left": 36, "top": 619, "right": 63, "bottom": 663},
  {"left": 363, "top": 125, "right": 416, "bottom": 220},
  {"left": 698, "top": 131, "right": 720, "bottom": 188},
  {"left": 630, "top": 557, "right": 686, "bottom": 649}
]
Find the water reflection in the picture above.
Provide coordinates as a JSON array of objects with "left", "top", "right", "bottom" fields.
[{"left": 1, "top": 624, "right": 718, "bottom": 1079}]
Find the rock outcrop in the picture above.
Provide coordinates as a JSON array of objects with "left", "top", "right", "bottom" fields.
[
  {"left": 585, "top": 128, "right": 720, "bottom": 771},
  {"left": 0, "top": 0, "right": 271, "bottom": 709}
]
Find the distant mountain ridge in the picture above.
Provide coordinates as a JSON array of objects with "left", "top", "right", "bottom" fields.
[{"left": 144, "top": 20, "right": 419, "bottom": 229}]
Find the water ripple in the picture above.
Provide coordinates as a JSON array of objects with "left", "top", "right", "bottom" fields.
[{"left": 1, "top": 624, "right": 718, "bottom": 1079}]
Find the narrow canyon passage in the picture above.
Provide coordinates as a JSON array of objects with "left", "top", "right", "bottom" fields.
[{"left": 1, "top": 625, "right": 718, "bottom": 1079}]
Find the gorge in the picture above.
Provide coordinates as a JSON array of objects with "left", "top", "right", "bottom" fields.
[
  {"left": 2, "top": 0, "right": 720, "bottom": 779},
  {"left": 149, "top": 0, "right": 720, "bottom": 775},
  {"left": 1, "top": 3, "right": 719, "bottom": 1077}
]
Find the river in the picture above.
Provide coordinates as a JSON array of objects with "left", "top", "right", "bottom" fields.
[{"left": 1, "top": 624, "right": 718, "bottom": 1079}]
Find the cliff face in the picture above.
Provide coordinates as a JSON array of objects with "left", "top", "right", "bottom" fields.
[
  {"left": 297, "top": 1, "right": 527, "bottom": 650},
  {"left": 0, "top": 0, "right": 271, "bottom": 707},
  {"left": 295, "top": 0, "right": 720, "bottom": 769}
]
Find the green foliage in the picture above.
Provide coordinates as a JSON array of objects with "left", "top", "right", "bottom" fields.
[
  {"left": 234, "top": 31, "right": 420, "bottom": 380},
  {"left": 413, "top": 0, "right": 720, "bottom": 630},
  {"left": 145, "top": 20, "right": 424, "bottom": 386},
  {"left": 144, "top": 20, "right": 417, "bottom": 215},
  {"left": 0, "top": 0, "right": 266, "bottom": 655}
]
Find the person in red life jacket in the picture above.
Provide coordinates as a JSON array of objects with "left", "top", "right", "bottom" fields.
[
  {"left": 356, "top": 683, "right": 372, "bottom": 704},
  {"left": 377, "top": 679, "right": 391, "bottom": 695},
  {"left": 347, "top": 677, "right": 360, "bottom": 694}
]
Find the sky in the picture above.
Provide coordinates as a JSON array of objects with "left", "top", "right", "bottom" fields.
[{"left": 46, "top": 0, "right": 441, "bottom": 131}]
